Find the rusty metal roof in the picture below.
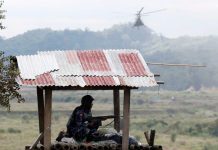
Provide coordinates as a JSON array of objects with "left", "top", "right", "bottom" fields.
[{"left": 16, "top": 49, "right": 157, "bottom": 87}]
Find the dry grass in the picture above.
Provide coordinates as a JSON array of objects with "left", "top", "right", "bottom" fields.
[{"left": 1, "top": 90, "right": 218, "bottom": 150}]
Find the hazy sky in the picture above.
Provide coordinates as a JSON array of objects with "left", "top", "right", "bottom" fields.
[{"left": 1, "top": 0, "right": 218, "bottom": 38}]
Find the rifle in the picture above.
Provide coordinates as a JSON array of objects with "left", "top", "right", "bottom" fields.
[
  {"left": 88, "top": 115, "right": 123, "bottom": 127},
  {"left": 91, "top": 115, "right": 117, "bottom": 121}
]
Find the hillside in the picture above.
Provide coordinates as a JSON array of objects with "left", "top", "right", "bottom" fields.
[
  {"left": 0, "top": 24, "right": 158, "bottom": 55},
  {"left": 0, "top": 24, "right": 218, "bottom": 90}
]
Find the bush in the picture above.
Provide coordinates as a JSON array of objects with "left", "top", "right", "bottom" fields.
[
  {"left": 53, "top": 113, "right": 60, "bottom": 121},
  {"left": 171, "top": 133, "right": 177, "bottom": 143},
  {"left": 7, "top": 128, "right": 21, "bottom": 134},
  {"left": 145, "top": 119, "right": 168, "bottom": 128},
  {"left": 64, "top": 97, "right": 74, "bottom": 102},
  {"left": 102, "top": 98, "right": 109, "bottom": 103},
  {"left": 187, "top": 127, "right": 199, "bottom": 136},
  {"left": 0, "top": 129, "right": 5, "bottom": 133},
  {"left": 209, "top": 119, "right": 218, "bottom": 137},
  {"left": 135, "top": 135, "right": 141, "bottom": 141},
  {"left": 136, "top": 99, "right": 144, "bottom": 105},
  {"left": 203, "top": 143, "right": 218, "bottom": 150},
  {"left": 22, "top": 114, "right": 30, "bottom": 123}
]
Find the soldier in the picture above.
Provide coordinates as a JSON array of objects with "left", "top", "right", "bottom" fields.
[
  {"left": 56, "top": 95, "right": 139, "bottom": 146},
  {"left": 66, "top": 95, "right": 101, "bottom": 142}
]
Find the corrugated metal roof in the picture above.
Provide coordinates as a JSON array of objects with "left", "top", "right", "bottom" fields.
[
  {"left": 17, "top": 54, "right": 59, "bottom": 79},
  {"left": 16, "top": 73, "right": 156, "bottom": 87},
  {"left": 16, "top": 49, "right": 157, "bottom": 87}
]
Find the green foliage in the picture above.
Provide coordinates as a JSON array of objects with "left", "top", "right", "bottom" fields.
[
  {"left": 64, "top": 96, "right": 75, "bottom": 102},
  {"left": 203, "top": 143, "right": 218, "bottom": 150},
  {"left": 21, "top": 114, "right": 30, "bottom": 123},
  {"left": 208, "top": 119, "right": 218, "bottom": 137},
  {"left": 134, "top": 135, "right": 141, "bottom": 141},
  {"left": 145, "top": 119, "right": 168, "bottom": 128},
  {"left": 53, "top": 113, "right": 61, "bottom": 122},
  {"left": 185, "top": 120, "right": 218, "bottom": 137},
  {"left": 0, "top": 128, "right": 5, "bottom": 133},
  {"left": 0, "top": 51, "right": 24, "bottom": 110},
  {"left": 7, "top": 127, "right": 21, "bottom": 133},
  {"left": 0, "top": 1, "right": 24, "bottom": 110},
  {"left": 170, "top": 133, "right": 177, "bottom": 143}
]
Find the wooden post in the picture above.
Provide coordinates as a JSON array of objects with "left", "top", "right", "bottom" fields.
[
  {"left": 37, "top": 87, "right": 44, "bottom": 144},
  {"left": 44, "top": 89, "right": 52, "bottom": 150},
  {"left": 150, "top": 130, "right": 156, "bottom": 146},
  {"left": 29, "top": 133, "right": 44, "bottom": 150},
  {"left": 113, "top": 88, "right": 120, "bottom": 132},
  {"left": 122, "top": 88, "right": 130, "bottom": 150}
]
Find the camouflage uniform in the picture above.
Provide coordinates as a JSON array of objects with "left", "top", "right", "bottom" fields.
[
  {"left": 66, "top": 105, "right": 138, "bottom": 145},
  {"left": 67, "top": 105, "right": 100, "bottom": 142}
]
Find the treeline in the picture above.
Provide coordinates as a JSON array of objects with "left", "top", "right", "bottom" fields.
[
  {"left": 144, "top": 36, "right": 218, "bottom": 90},
  {"left": 0, "top": 24, "right": 218, "bottom": 90},
  {"left": 0, "top": 24, "right": 157, "bottom": 55}
]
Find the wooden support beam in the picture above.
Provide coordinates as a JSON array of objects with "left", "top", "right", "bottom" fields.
[
  {"left": 144, "top": 131, "right": 150, "bottom": 145},
  {"left": 144, "top": 130, "right": 156, "bottom": 146},
  {"left": 29, "top": 133, "right": 44, "bottom": 150},
  {"left": 113, "top": 89, "right": 120, "bottom": 132},
  {"left": 154, "top": 74, "right": 160, "bottom": 77},
  {"left": 157, "top": 81, "right": 164, "bottom": 85},
  {"left": 150, "top": 130, "right": 156, "bottom": 146},
  {"left": 44, "top": 89, "right": 52, "bottom": 150},
  {"left": 25, "top": 146, "right": 30, "bottom": 150},
  {"left": 122, "top": 88, "right": 131, "bottom": 150},
  {"left": 43, "top": 86, "right": 137, "bottom": 91},
  {"left": 37, "top": 87, "right": 44, "bottom": 144}
]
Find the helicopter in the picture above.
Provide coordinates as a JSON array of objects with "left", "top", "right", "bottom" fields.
[{"left": 133, "top": 7, "right": 166, "bottom": 27}]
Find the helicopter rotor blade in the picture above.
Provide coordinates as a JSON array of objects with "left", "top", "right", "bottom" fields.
[
  {"left": 141, "top": 8, "right": 167, "bottom": 15},
  {"left": 138, "top": 7, "right": 144, "bottom": 14},
  {"left": 146, "top": 62, "right": 206, "bottom": 67}
]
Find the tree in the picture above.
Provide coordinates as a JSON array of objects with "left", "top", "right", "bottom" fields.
[
  {"left": 0, "top": 52, "right": 24, "bottom": 110},
  {"left": 0, "top": 1, "right": 24, "bottom": 110}
]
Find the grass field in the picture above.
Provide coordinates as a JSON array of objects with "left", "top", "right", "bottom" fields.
[{"left": 1, "top": 89, "right": 218, "bottom": 150}]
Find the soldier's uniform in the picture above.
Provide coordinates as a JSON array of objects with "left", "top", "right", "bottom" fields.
[
  {"left": 64, "top": 95, "right": 139, "bottom": 145},
  {"left": 67, "top": 105, "right": 101, "bottom": 142}
]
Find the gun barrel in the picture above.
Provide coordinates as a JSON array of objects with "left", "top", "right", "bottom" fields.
[{"left": 92, "top": 115, "right": 115, "bottom": 120}]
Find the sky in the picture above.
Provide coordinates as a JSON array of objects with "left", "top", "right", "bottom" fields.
[{"left": 1, "top": 0, "right": 218, "bottom": 38}]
